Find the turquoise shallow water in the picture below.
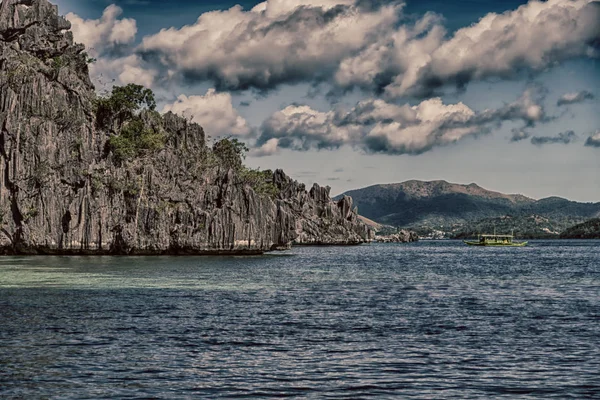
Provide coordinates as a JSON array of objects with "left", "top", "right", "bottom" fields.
[{"left": 1, "top": 240, "right": 599, "bottom": 398}]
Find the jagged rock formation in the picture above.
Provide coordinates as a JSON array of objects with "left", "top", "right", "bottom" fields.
[
  {"left": 0, "top": 0, "right": 372, "bottom": 254},
  {"left": 273, "top": 171, "right": 371, "bottom": 245},
  {"left": 375, "top": 230, "right": 419, "bottom": 243}
]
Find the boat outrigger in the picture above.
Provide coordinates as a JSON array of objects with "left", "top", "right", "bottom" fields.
[{"left": 464, "top": 233, "right": 527, "bottom": 247}]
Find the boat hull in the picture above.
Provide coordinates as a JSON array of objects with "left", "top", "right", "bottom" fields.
[{"left": 464, "top": 241, "right": 528, "bottom": 247}]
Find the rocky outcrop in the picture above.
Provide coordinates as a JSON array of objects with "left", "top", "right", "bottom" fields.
[
  {"left": 375, "top": 230, "right": 419, "bottom": 243},
  {"left": 273, "top": 171, "right": 373, "bottom": 245},
  {"left": 0, "top": 0, "right": 372, "bottom": 254}
]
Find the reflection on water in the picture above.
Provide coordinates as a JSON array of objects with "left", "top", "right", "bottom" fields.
[{"left": 1, "top": 241, "right": 599, "bottom": 398}]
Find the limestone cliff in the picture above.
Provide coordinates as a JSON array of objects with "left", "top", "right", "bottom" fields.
[
  {"left": 273, "top": 171, "right": 372, "bottom": 245},
  {"left": 0, "top": 0, "right": 372, "bottom": 254}
]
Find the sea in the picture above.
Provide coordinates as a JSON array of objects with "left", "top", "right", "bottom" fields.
[{"left": 1, "top": 240, "right": 599, "bottom": 399}]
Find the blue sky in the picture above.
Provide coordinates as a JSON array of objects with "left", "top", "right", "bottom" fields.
[{"left": 55, "top": 0, "right": 600, "bottom": 201}]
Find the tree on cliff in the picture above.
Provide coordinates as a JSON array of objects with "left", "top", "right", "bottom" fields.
[
  {"left": 212, "top": 137, "right": 248, "bottom": 171},
  {"left": 211, "top": 137, "right": 279, "bottom": 196},
  {"left": 95, "top": 84, "right": 156, "bottom": 130},
  {"left": 95, "top": 84, "right": 165, "bottom": 162}
]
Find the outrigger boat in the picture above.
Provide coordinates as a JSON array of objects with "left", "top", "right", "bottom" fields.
[{"left": 464, "top": 233, "right": 527, "bottom": 247}]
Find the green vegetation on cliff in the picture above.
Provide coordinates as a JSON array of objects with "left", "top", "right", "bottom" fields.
[
  {"left": 95, "top": 84, "right": 157, "bottom": 128},
  {"left": 95, "top": 84, "right": 167, "bottom": 162},
  {"left": 93, "top": 84, "right": 279, "bottom": 198}
]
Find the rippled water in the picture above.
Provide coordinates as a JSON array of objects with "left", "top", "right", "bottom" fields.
[{"left": 1, "top": 241, "right": 599, "bottom": 399}]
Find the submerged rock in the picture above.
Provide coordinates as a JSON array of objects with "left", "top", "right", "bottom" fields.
[{"left": 0, "top": 0, "right": 372, "bottom": 254}]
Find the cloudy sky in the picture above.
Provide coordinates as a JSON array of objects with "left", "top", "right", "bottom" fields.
[{"left": 55, "top": 0, "right": 599, "bottom": 201}]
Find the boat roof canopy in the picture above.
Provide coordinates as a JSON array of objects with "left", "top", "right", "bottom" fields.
[{"left": 480, "top": 234, "right": 513, "bottom": 238}]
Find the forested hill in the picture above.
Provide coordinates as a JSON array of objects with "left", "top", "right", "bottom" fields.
[
  {"left": 338, "top": 181, "right": 600, "bottom": 237},
  {"left": 560, "top": 219, "right": 600, "bottom": 239}
]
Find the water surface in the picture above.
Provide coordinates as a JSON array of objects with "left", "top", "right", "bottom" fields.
[{"left": 1, "top": 241, "right": 599, "bottom": 398}]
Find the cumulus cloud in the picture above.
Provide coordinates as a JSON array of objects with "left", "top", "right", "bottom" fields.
[
  {"left": 557, "top": 90, "right": 595, "bottom": 106},
  {"left": 91, "top": 55, "right": 156, "bottom": 90},
  {"left": 339, "top": 0, "right": 600, "bottom": 97},
  {"left": 382, "top": 0, "right": 600, "bottom": 97},
  {"left": 66, "top": 6, "right": 154, "bottom": 89},
  {"left": 472, "top": 88, "right": 549, "bottom": 127},
  {"left": 585, "top": 131, "right": 600, "bottom": 147},
  {"left": 133, "top": 0, "right": 599, "bottom": 96},
  {"left": 138, "top": 0, "right": 399, "bottom": 91},
  {"left": 162, "top": 89, "right": 251, "bottom": 137},
  {"left": 251, "top": 138, "right": 281, "bottom": 157},
  {"left": 66, "top": 5, "right": 137, "bottom": 54},
  {"left": 255, "top": 90, "right": 548, "bottom": 155},
  {"left": 531, "top": 130, "right": 577, "bottom": 145}
]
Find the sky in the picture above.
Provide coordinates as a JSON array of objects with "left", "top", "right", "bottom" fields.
[{"left": 53, "top": 0, "right": 600, "bottom": 201}]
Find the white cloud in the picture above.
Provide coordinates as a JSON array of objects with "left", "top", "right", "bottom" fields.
[
  {"left": 585, "top": 130, "right": 600, "bottom": 147},
  {"left": 475, "top": 88, "right": 548, "bottom": 127},
  {"left": 90, "top": 55, "right": 156, "bottom": 90},
  {"left": 66, "top": 5, "right": 148, "bottom": 89},
  {"left": 348, "top": 0, "right": 600, "bottom": 97},
  {"left": 557, "top": 90, "right": 595, "bottom": 106},
  {"left": 251, "top": 0, "right": 355, "bottom": 17},
  {"left": 256, "top": 90, "right": 549, "bottom": 155},
  {"left": 66, "top": 5, "right": 137, "bottom": 54},
  {"left": 364, "top": 98, "right": 478, "bottom": 154},
  {"left": 162, "top": 89, "right": 251, "bottom": 137},
  {"left": 413, "top": 0, "right": 599, "bottom": 96},
  {"left": 138, "top": 0, "right": 401, "bottom": 90},
  {"left": 335, "top": 12, "right": 445, "bottom": 93},
  {"left": 133, "top": 0, "right": 599, "bottom": 96},
  {"left": 251, "top": 138, "right": 281, "bottom": 156}
]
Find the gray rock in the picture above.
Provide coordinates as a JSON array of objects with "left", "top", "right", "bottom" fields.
[
  {"left": 375, "top": 230, "right": 419, "bottom": 243},
  {"left": 0, "top": 0, "right": 372, "bottom": 254}
]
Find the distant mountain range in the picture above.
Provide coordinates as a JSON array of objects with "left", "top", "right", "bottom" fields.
[{"left": 337, "top": 180, "right": 600, "bottom": 238}]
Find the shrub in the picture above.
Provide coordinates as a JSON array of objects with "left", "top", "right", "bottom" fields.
[
  {"left": 212, "top": 137, "right": 248, "bottom": 171},
  {"left": 108, "top": 117, "right": 166, "bottom": 162},
  {"left": 95, "top": 84, "right": 156, "bottom": 131},
  {"left": 240, "top": 168, "right": 279, "bottom": 197},
  {"left": 81, "top": 52, "right": 96, "bottom": 64},
  {"left": 95, "top": 84, "right": 165, "bottom": 162},
  {"left": 51, "top": 56, "right": 66, "bottom": 77}
]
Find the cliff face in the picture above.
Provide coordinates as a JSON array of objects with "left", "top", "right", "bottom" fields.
[
  {"left": 273, "top": 171, "right": 372, "bottom": 245},
  {"left": 0, "top": 0, "right": 372, "bottom": 254}
]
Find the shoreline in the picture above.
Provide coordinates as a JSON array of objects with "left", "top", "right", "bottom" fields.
[{"left": 0, "top": 242, "right": 371, "bottom": 256}]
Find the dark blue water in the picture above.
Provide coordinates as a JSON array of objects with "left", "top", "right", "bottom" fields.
[{"left": 1, "top": 241, "right": 599, "bottom": 399}]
